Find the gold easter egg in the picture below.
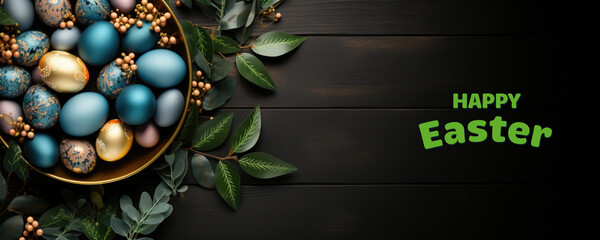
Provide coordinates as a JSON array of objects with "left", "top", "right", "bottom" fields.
[
  {"left": 95, "top": 119, "right": 133, "bottom": 162},
  {"left": 39, "top": 51, "right": 90, "bottom": 93}
]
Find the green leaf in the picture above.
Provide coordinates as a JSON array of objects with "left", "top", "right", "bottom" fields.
[
  {"left": 194, "top": 51, "right": 211, "bottom": 76},
  {"left": 195, "top": 0, "right": 211, "bottom": 6},
  {"left": 0, "top": 215, "right": 23, "bottom": 240},
  {"left": 202, "top": 77, "right": 237, "bottom": 111},
  {"left": 236, "top": 53, "right": 276, "bottom": 91},
  {"left": 220, "top": 1, "right": 253, "bottom": 30},
  {"left": 215, "top": 161, "right": 241, "bottom": 211},
  {"left": 239, "top": 152, "right": 297, "bottom": 179},
  {"left": 213, "top": 36, "right": 241, "bottom": 54},
  {"left": 191, "top": 154, "right": 216, "bottom": 189},
  {"left": 81, "top": 218, "right": 100, "bottom": 240},
  {"left": 261, "top": 0, "right": 280, "bottom": 9},
  {"left": 250, "top": 32, "right": 306, "bottom": 57},
  {"left": 246, "top": 0, "right": 259, "bottom": 27},
  {"left": 179, "top": 21, "right": 199, "bottom": 61},
  {"left": 4, "top": 141, "right": 22, "bottom": 173},
  {"left": 110, "top": 218, "right": 129, "bottom": 237},
  {"left": 176, "top": 104, "right": 198, "bottom": 145},
  {"left": 7, "top": 195, "right": 50, "bottom": 216},
  {"left": 196, "top": 26, "right": 214, "bottom": 64},
  {"left": 39, "top": 204, "right": 74, "bottom": 228},
  {"left": 211, "top": 58, "right": 234, "bottom": 81},
  {"left": 0, "top": 6, "right": 17, "bottom": 26},
  {"left": 192, "top": 113, "right": 233, "bottom": 151},
  {"left": 236, "top": 25, "right": 254, "bottom": 44},
  {"left": 178, "top": 0, "right": 192, "bottom": 8},
  {"left": 0, "top": 171, "right": 6, "bottom": 202},
  {"left": 230, "top": 105, "right": 261, "bottom": 153},
  {"left": 139, "top": 192, "right": 153, "bottom": 214},
  {"left": 122, "top": 205, "right": 141, "bottom": 222}
]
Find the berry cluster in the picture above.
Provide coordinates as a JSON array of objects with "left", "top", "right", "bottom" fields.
[
  {"left": 136, "top": 0, "right": 172, "bottom": 34},
  {"left": 18, "top": 216, "right": 44, "bottom": 240},
  {"left": 115, "top": 52, "right": 138, "bottom": 75},
  {"left": 110, "top": 11, "right": 140, "bottom": 33},
  {"left": 3, "top": 115, "right": 35, "bottom": 143},
  {"left": 59, "top": 12, "right": 76, "bottom": 29},
  {"left": 158, "top": 32, "right": 177, "bottom": 48},
  {"left": 190, "top": 71, "right": 212, "bottom": 107},
  {"left": 0, "top": 32, "right": 20, "bottom": 65}
]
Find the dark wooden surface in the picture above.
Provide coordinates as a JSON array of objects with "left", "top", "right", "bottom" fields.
[{"left": 13, "top": 0, "right": 588, "bottom": 239}]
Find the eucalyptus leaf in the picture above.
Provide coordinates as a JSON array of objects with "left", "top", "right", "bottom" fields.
[
  {"left": 0, "top": 6, "right": 17, "bottom": 26},
  {"left": 7, "top": 195, "right": 50, "bottom": 216},
  {"left": 123, "top": 205, "right": 141, "bottom": 222},
  {"left": 239, "top": 152, "right": 297, "bottom": 179},
  {"left": 191, "top": 154, "right": 216, "bottom": 188},
  {"left": 177, "top": 103, "right": 198, "bottom": 145},
  {"left": 236, "top": 53, "right": 276, "bottom": 90},
  {"left": 196, "top": 26, "right": 214, "bottom": 64},
  {"left": 214, "top": 35, "right": 241, "bottom": 54},
  {"left": 230, "top": 105, "right": 261, "bottom": 153},
  {"left": 192, "top": 112, "right": 234, "bottom": 151},
  {"left": 261, "top": 0, "right": 280, "bottom": 9},
  {"left": 120, "top": 195, "right": 134, "bottom": 212},
  {"left": 246, "top": 0, "right": 259, "bottom": 27},
  {"left": 0, "top": 215, "right": 23, "bottom": 240},
  {"left": 215, "top": 161, "right": 241, "bottom": 211},
  {"left": 139, "top": 192, "right": 153, "bottom": 214},
  {"left": 110, "top": 218, "right": 129, "bottom": 237},
  {"left": 236, "top": 25, "right": 253, "bottom": 44},
  {"left": 194, "top": 52, "right": 212, "bottom": 76},
  {"left": 202, "top": 77, "right": 237, "bottom": 111},
  {"left": 178, "top": 185, "right": 189, "bottom": 193},
  {"left": 220, "top": 1, "right": 253, "bottom": 30},
  {"left": 250, "top": 31, "right": 306, "bottom": 57},
  {"left": 172, "top": 149, "right": 189, "bottom": 188},
  {"left": 211, "top": 58, "right": 234, "bottom": 81}
]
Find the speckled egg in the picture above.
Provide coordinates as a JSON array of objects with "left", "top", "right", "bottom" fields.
[
  {"left": 97, "top": 61, "right": 135, "bottom": 99},
  {"left": 39, "top": 51, "right": 89, "bottom": 93},
  {"left": 134, "top": 122, "right": 160, "bottom": 148},
  {"left": 0, "top": 65, "right": 31, "bottom": 98},
  {"left": 155, "top": 89, "right": 185, "bottom": 127},
  {"left": 15, "top": 30, "right": 50, "bottom": 67},
  {"left": 34, "top": 0, "right": 72, "bottom": 28},
  {"left": 3, "top": 0, "right": 35, "bottom": 30},
  {"left": 25, "top": 133, "right": 60, "bottom": 168},
  {"left": 110, "top": 0, "right": 136, "bottom": 13},
  {"left": 96, "top": 119, "right": 133, "bottom": 162},
  {"left": 22, "top": 85, "right": 60, "bottom": 130},
  {"left": 122, "top": 20, "right": 159, "bottom": 55},
  {"left": 137, "top": 49, "right": 187, "bottom": 88},
  {"left": 115, "top": 84, "right": 156, "bottom": 125},
  {"left": 60, "top": 92, "right": 109, "bottom": 137},
  {"left": 75, "top": 0, "right": 110, "bottom": 26},
  {"left": 0, "top": 100, "right": 23, "bottom": 134},
  {"left": 78, "top": 21, "right": 119, "bottom": 66},
  {"left": 60, "top": 139, "right": 97, "bottom": 174},
  {"left": 51, "top": 27, "right": 81, "bottom": 51}
]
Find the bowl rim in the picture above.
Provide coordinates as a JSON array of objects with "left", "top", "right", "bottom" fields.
[{"left": 0, "top": 0, "right": 192, "bottom": 185}]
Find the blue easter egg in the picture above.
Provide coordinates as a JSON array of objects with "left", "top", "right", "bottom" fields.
[
  {"left": 0, "top": 65, "right": 31, "bottom": 98},
  {"left": 34, "top": 0, "right": 72, "bottom": 28},
  {"left": 75, "top": 0, "right": 110, "bottom": 26},
  {"left": 136, "top": 49, "right": 187, "bottom": 88},
  {"left": 23, "top": 85, "right": 60, "bottom": 129},
  {"left": 25, "top": 133, "right": 60, "bottom": 168},
  {"left": 60, "top": 92, "right": 109, "bottom": 136},
  {"left": 116, "top": 84, "right": 156, "bottom": 125},
  {"left": 3, "top": 0, "right": 35, "bottom": 30},
  {"left": 122, "top": 20, "right": 159, "bottom": 55},
  {"left": 97, "top": 61, "right": 135, "bottom": 99},
  {"left": 15, "top": 30, "right": 50, "bottom": 67},
  {"left": 51, "top": 26, "right": 81, "bottom": 51},
  {"left": 78, "top": 21, "right": 119, "bottom": 66},
  {"left": 155, "top": 89, "right": 185, "bottom": 127}
]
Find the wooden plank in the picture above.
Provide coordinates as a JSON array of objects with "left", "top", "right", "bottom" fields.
[
  {"left": 148, "top": 184, "right": 582, "bottom": 240},
  {"left": 171, "top": 0, "right": 581, "bottom": 35},
  {"left": 207, "top": 36, "right": 583, "bottom": 109}
]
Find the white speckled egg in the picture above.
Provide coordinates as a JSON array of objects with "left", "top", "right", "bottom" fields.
[{"left": 51, "top": 27, "right": 81, "bottom": 51}]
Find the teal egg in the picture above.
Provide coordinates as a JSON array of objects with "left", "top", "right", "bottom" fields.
[
  {"left": 25, "top": 133, "right": 60, "bottom": 168},
  {"left": 75, "top": 0, "right": 110, "bottom": 26},
  {"left": 116, "top": 84, "right": 156, "bottom": 125},
  {"left": 137, "top": 49, "right": 187, "bottom": 88},
  {"left": 3, "top": 0, "right": 35, "bottom": 30},
  {"left": 78, "top": 21, "right": 119, "bottom": 66},
  {"left": 15, "top": 30, "right": 50, "bottom": 67},
  {"left": 34, "top": 0, "right": 72, "bottom": 28},
  {"left": 122, "top": 20, "right": 159, "bottom": 55},
  {"left": 23, "top": 85, "right": 60, "bottom": 129},
  {"left": 60, "top": 92, "right": 109, "bottom": 136},
  {"left": 60, "top": 139, "right": 97, "bottom": 174},
  {"left": 155, "top": 89, "right": 184, "bottom": 127},
  {"left": 51, "top": 26, "right": 81, "bottom": 51},
  {"left": 0, "top": 65, "right": 31, "bottom": 98},
  {"left": 97, "top": 61, "right": 134, "bottom": 99}
]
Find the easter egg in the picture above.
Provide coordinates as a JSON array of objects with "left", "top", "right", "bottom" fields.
[
  {"left": 60, "top": 92, "right": 109, "bottom": 137},
  {"left": 60, "top": 139, "right": 97, "bottom": 174},
  {"left": 110, "top": 0, "right": 136, "bottom": 13},
  {"left": 50, "top": 27, "right": 81, "bottom": 51},
  {"left": 34, "top": 0, "right": 72, "bottom": 28},
  {"left": 75, "top": 0, "right": 110, "bottom": 26},
  {"left": 22, "top": 85, "right": 60, "bottom": 130},
  {"left": 0, "top": 100, "right": 23, "bottom": 134},
  {"left": 115, "top": 84, "right": 156, "bottom": 125},
  {"left": 3, "top": 0, "right": 35, "bottom": 30},
  {"left": 97, "top": 61, "right": 134, "bottom": 99},
  {"left": 31, "top": 66, "right": 42, "bottom": 83},
  {"left": 134, "top": 122, "right": 160, "bottom": 148},
  {"left": 155, "top": 89, "right": 185, "bottom": 127},
  {"left": 39, "top": 51, "right": 89, "bottom": 93},
  {"left": 137, "top": 49, "right": 187, "bottom": 88},
  {"left": 96, "top": 119, "right": 133, "bottom": 162},
  {"left": 24, "top": 133, "right": 59, "bottom": 168},
  {"left": 0, "top": 65, "right": 31, "bottom": 98},
  {"left": 122, "top": 20, "right": 159, "bottom": 55},
  {"left": 15, "top": 30, "right": 50, "bottom": 67},
  {"left": 78, "top": 21, "right": 119, "bottom": 66}
]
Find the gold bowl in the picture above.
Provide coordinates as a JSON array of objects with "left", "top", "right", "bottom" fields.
[{"left": 0, "top": 0, "right": 191, "bottom": 185}]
